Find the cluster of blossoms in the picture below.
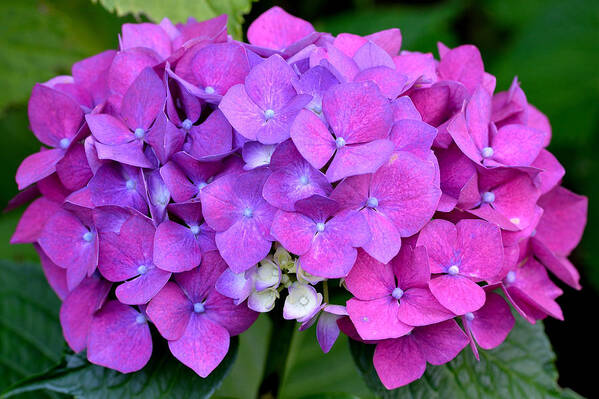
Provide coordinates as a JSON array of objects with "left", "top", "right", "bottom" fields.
[{"left": 11, "top": 6, "right": 587, "bottom": 388}]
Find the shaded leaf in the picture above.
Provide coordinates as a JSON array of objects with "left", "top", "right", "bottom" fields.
[{"left": 349, "top": 317, "right": 583, "bottom": 399}]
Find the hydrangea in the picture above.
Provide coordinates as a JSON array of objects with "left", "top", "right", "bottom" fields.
[{"left": 10, "top": 6, "right": 587, "bottom": 389}]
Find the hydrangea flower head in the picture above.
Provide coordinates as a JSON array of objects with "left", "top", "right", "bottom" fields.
[{"left": 10, "top": 6, "right": 587, "bottom": 390}]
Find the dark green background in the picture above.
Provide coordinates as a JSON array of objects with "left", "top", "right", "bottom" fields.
[{"left": 0, "top": 0, "right": 597, "bottom": 397}]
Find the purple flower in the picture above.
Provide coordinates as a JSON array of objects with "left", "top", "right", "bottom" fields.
[
  {"left": 345, "top": 247, "right": 453, "bottom": 341},
  {"left": 373, "top": 320, "right": 468, "bottom": 389},
  {"left": 271, "top": 195, "right": 370, "bottom": 278},
  {"left": 416, "top": 219, "right": 503, "bottom": 315},
  {"left": 146, "top": 252, "right": 257, "bottom": 376},
  {"left": 219, "top": 54, "right": 311, "bottom": 144},
  {"left": 16, "top": 85, "right": 85, "bottom": 189},
  {"left": 462, "top": 291, "right": 514, "bottom": 360},
  {"left": 200, "top": 168, "right": 276, "bottom": 273},
  {"left": 153, "top": 201, "right": 216, "bottom": 273},
  {"left": 86, "top": 67, "right": 165, "bottom": 167},
  {"left": 87, "top": 300, "right": 153, "bottom": 373},
  {"left": 262, "top": 140, "right": 332, "bottom": 211},
  {"left": 88, "top": 163, "right": 148, "bottom": 214},
  {"left": 11, "top": 197, "right": 60, "bottom": 244},
  {"left": 98, "top": 214, "right": 171, "bottom": 304},
  {"left": 241, "top": 142, "right": 276, "bottom": 170},
  {"left": 331, "top": 152, "right": 440, "bottom": 263},
  {"left": 215, "top": 267, "right": 256, "bottom": 305},
  {"left": 291, "top": 81, "right": 394, "bottom": 182}
]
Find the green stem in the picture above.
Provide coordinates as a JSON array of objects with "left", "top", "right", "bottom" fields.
[{"left": 257, "top": 306, "right": 296, "bottom": 399}]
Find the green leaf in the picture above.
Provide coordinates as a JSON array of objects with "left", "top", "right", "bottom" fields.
[
  {"left": 0, "top": 0, "right": 130, "bottom": 112},
  {"left": 349, "top": 317, "right": 583, "bottom": 399},
  {"left": 3, "top": 336, "right": 239, "bottom": 399},
  {"left": 0, "top": 261, "right": 65, "bottom": 399},
  {"left": 93, "top": 0, "right": 255, "bottom": 39}
]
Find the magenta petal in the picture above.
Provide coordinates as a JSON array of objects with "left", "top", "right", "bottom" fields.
[
  {"left": 88, "top": 164, "right": 147, "bottom": 213},
  {"left": 247, "top": 6, "right": 314, "bottom": 51},
  {"left": 215, "top": 268, "right": 254, "bottom": 305},
  {"left": 389, "top": 119, "right": 436, "bottom": 159},
  {"left": 361, "top": 209, "right": 401, "bottom": 264},
  {"left": 115, "top": 266, "right": 171, "bottom": 305},
  {"left": 154, "top": 221, "right": 203, "bottom": 272},
  {"left": 413, "top": 319, "right": 469, "bottom": 365},
  {"left": 398, "top": 288, "right": 454, "bottom": 326},
  {"left": 316, "top": 312, "right": 342, "bottom": 353},
  {"left": 120, "top": 67, "right": 164, "bottom": 131},
  {"left": 218, "top": 84, "right": 264, "bottom": 141},
  {"left": 532, "top": 149, "right": 565, "bottom": 195},
  {"left": 532, "top": 240, "right": 581, "bottom": 289},
  {"left": 392, "top": 245, "right": 430, "bottom": 289},
  {"left": 146, "top": 281, "right": 192, "bottom": 340},
  {"left": 355, "top": 66, "right": 407, "bottom": 99},
  {"left": 373, "top": 337, "right": 426, "bottom": 389},
  {"left": 95, "top": 140, "right": 153, "bottom": 168},
  {"left": 200, "top": 173, "right": 240, "bottom": 231},
  {"left": 16, "top": 148, "right": 63, "bottom": 189},
  {"left": 28, "top": 84, "right": 84, "bottom": 147},
  {"left": 121, "top": 23, "right": 171, "bottom": 59},
  {"left": 456, "top": 219, "right": 503, "bottom": 280},
  {"left": 56, "top": 144, "right": 93, "bottom": 190},
  {"left": 159, "top": 161, "right": 197, "bottom": 203},
  {"left": 11, "top": 197, "right": 60, "bottom": 244},
  {"left": 468, "top": 292, "right": 514, "bottom": 350},
  {"left": 204, "top": 291, "right": 258, "bottom": 336},
  {"left": 255, "top": 94, "right": 312, "bottom": 145},
  {"left": 323, "top": 81, "right": 392, "bottom": 143},
  {"left": 345, "top": 250, "right": 395, "bottom": 300},
  {"left": 86, "top": 114, "right": 133, "bottom": 145},
  {"left": 216, "top": 218, "right": 273, "bottom": 273},
  {"left": 108, "top": 48, "right": 160, "bottom": 96},
  {"left": 416, "top": 220, "right": 457, "bottom": 273},
  {"left": 145, "top": 112, "right": 185, "bottom": 164},
  {"left": 347, "top": 297, "right": 412, "bottom": 340},
  {"left": 192, "top": 43, "right": 250, "bottom": 97},
  {"left": 299, "top": 232, "right": 357, "bottom": 278},
  {"left": 168, "top": 314, "right": 230, "bottom": 377},
  {"left": 87, "top": 301, "right": 152, "bottom": 373},
  {"left": 270, "top": 211, "right": 315, "bottom": 255},
  {"left": 246, "top": 54, "right": 297, "bottom": 111},
  {"left": 429, "top": 274, "right": 486, "bottom": 315},
  {"left": 59, "top": 276, "right": 111, "bottom": 352},
  {"left": 326, "top": 139, "right": 394, "bottom": 182},
  {"left": 37, "top": 246, "right": 69, "bottom": 300},
  {"left": 290, "top": 109, "right": 336, "bottom": 169},
  {"left": 437, "top": 44, "right": 484, "bottom": 93},
  {"left": 353, "top": 42, "right": 395, "bottom": 69},
  {"left": 491, "top": 124, "right": 546, "bottom": 166},
  {"left": 187, "top": 110, "right": 233, "bottom": 160}
]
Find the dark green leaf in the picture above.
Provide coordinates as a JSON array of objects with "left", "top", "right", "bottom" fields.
[
  {"left": 3, "top": 336, "right": 239, "bottom": 399},
  {"left": 349, "top": 317, "right": 583, "bottom": 399},
  {"left": 93, "top": 0, "right": 255, "bottom": 39},
  {"left": 0, "top": 261, "right": 64, "bottom": 399}
]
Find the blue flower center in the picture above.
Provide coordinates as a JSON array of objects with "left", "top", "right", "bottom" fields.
[
  {"left": 506, "top": 271, "right": 516, "bottom": 284},
  {"left": 126, "top": 179, "right": 136, "bottom": 190},
  {"left": 205, "top": 86, "right": 215, "bottom": 95},
  {"left": 465, "top": 312, "right": 475, "bottom": 321},
  {"left": 367, "top": 196, "right": 379, "bottom": 208},
  {"left": 391, "top": 287, "right": 404, "bottom": 300},
  {"left": 316, "top": 222, "right": 326, "bottom": 232},
  {"left": 59, "top": 138, "right": 70, "bottom": 149},
  {"left": 299, "top": 175, "right": 309, "bottom": 185},
  {"left": 335, "top": 137, "right": 346, "bottom": 148},
  {"left": 82, "top": 231, "right": 94, "bottom": 242},
  {"left": 482, "top": 191, "right": 495, "bottom": 203},
  {"left": 190, "top": 225, "right": 200, "bottom": 235},
  {"left": 481, "top": 146, "right": 494, "bottom": 158},
  {"left": 181, "top": 119, "right": 193, "bottom": 130},
  {"left": 448, "top": 265, "right": 460, "bottom": 276},
  {"left": 264, "top": 109, "right": 275, "bottom": 120},
  {"left": 193, "top": 302, "right": 205, "bottom": 313},
  {"left": 135, "top": 314, "right": 146, "bottom": 324},
  {"left": 243, "top": 207, "right": 253, "bottom": 218},
  {"left": 137, "top": 265, "right": 147, "bottom": 275},
  {"left": 134, "top": 128, "right": 145, "bottom": 139}
]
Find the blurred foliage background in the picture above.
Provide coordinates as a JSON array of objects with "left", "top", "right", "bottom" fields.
[{"left": 0, "top": 0, "right": 597, "bottom": 397}]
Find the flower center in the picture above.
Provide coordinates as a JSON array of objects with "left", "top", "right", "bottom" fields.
[
  {"left": 193, "top": 302, "right": 205, "bottom": 313},
  {"left": 190, "top": 225, "right": 200, "bottom": 235},
  {"left": 135, "top": 314, "right": 146, "bottom": 324},
  {"left": 448, "top": 265, "right": 460, "bottom": 276},
  {"left": 335, "top": 137, "right": 346, "bottom": 148},
  {"left": 481, "top": 146, "right": 494, "bottom": 158},
  {"left": 505, "top": 270, "right": 516, "bottom": 284},
  {"left": 137, "top": 265, "right": 147, "bottom": 275},
  {"left": 299, "top": 296, "right": 309, "bottom": 306},
  {"left": 126, "top": 179, "right": 136, "bottom": 190},
  {"left": 197, "top": 181, "right": 208, "bottom": 191},
  {"left": 205, "top": 86, "right": 215, "bottom": 95},
  {"left": 299, "top": 175, "right": 309, "bottom": 185},
  {"left": 59, "top": 138, "right": 71, "bottom": 149},
  {"left": 391, "top": 287, "right": 404, "bottom": 300},
  {"left": 181, "top": 119, "right": 193, "bottom": 130},
  {"left": 134, "top": 128, "right": 145, "bottom": 139},
  {"left": 465, "top": 312, "right": 475, "bottom": 321},
  {"left": 316, "top": 222, "right": 325, "bottom": 232},
  {"left": 243, "top": 207, "right": 254, "bottom": 218},
  {"left": 312, "top": 104, "right": 322, "bottom": 114},
  {"left": 367, "top": 196, "right": 379, "bottom": 208},
  {"left": 264, "top": 109, "right": 275, "bottom": 120},
  {"left": 82, "top": 231, "right": 94, "bottom": 242},
  {"left": 481, "top": 191, "right": 495, "bottom": 204}
]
